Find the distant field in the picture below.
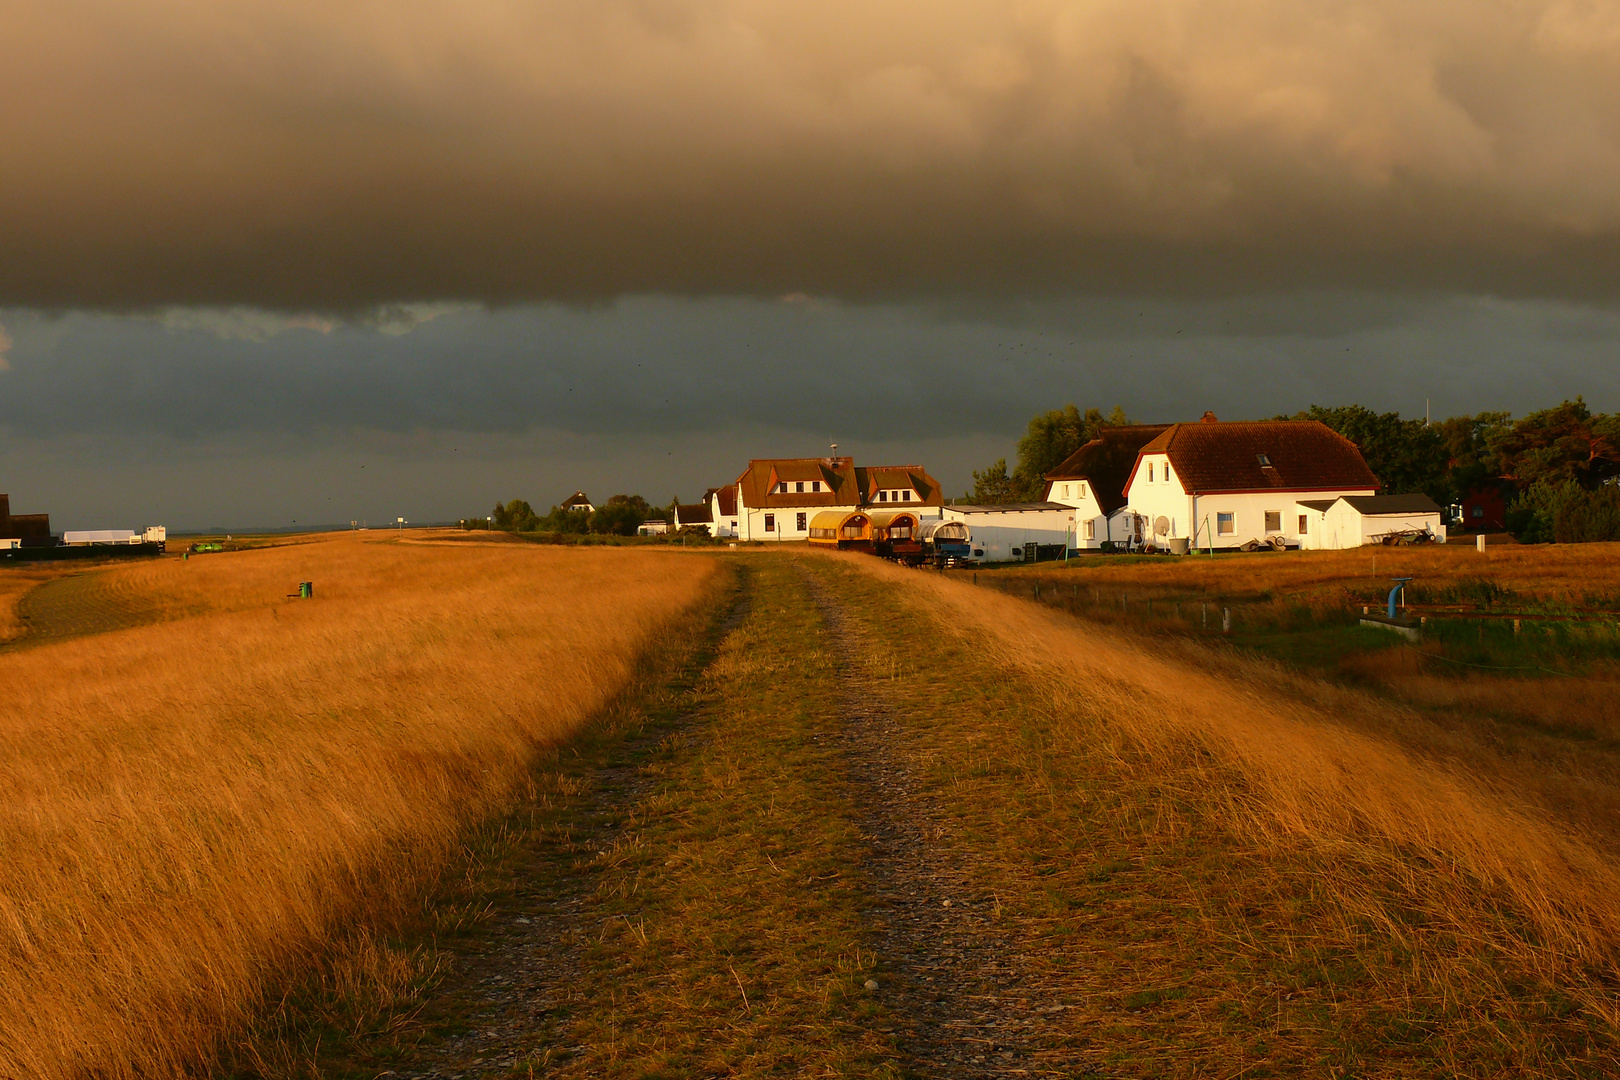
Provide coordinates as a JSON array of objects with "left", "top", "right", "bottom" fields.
[{"left": 0, "top": 534, "right": 716, "bottom": 1078}]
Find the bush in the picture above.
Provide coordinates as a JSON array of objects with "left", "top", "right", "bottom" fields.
[
  {"left": 491, "top": 499, "right": 540, "bottom": 532},
  {"left": 1508, "top": 480, "right": 1620, "bottom": 543}
]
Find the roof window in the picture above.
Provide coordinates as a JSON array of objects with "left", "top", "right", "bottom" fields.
[{"left": 1256, "top": 453, "right": 1272, "bottom": 467}]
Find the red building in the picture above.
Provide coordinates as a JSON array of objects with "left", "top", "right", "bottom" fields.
[{"left": 1459, "top": 486, "right": 1508, "bottom": 531}]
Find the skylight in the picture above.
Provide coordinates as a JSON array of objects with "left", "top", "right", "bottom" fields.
[{"left": 1257, "top": 453, "right": 1272, "bottom": 466}]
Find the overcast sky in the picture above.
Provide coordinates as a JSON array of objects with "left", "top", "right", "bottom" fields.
[{"left": 2, "top": 1, "right": 1618, "bottom": 529}]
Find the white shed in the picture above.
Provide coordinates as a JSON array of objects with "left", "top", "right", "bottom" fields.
[
  {"left": 1297, "top": 494, "right": 1447, "bottom": 549},
  {"left": 941, "top": 503, "right": 1076, "bottom": 562}
]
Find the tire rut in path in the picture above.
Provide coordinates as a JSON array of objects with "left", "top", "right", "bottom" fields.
[
  {"left": 799, "top": 564, "right": 1083, "bottom": 1080},
  {"left": 391, "top": 590, "right": 753, "bottom": 1079}
]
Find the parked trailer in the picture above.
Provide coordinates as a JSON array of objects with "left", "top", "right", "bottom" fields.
[
  {"left": 869, "top": 510, "right": 924, "bottom": 562},
  {"left": 918, "top": 518, "right": 971, "bottom": 567},
  {"left": 807, "top": 510, "right": 873, "bottom": 551}
]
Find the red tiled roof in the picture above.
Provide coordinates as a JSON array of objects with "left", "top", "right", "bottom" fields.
[
  {"left": 704, "top": 486, "right": 738, "bottom": 517},
  {"left": 1137, "top": 420, "right": 1379, "bottom": 494},
  {"left": 1044, "top": 425, "right": 1171, "bottom": 514},
  {"left": 735, "top": 458, "right": 859, "bottom": 508},
  {"left": 855, "top": 465, "right": 945, "bottom": 508}
]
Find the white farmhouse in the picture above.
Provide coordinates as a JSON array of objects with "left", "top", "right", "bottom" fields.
[
  {"left": 672, "top": 498, "right": 712, "bottom": 533},
  {"left": 733, "top": 458, "right": 943, "bottom": 541},
  {"left": 941, "top": 503, "right": 1075, "bottom": 562},
  {"left": 1297, "top": 494, "right": 1447, "bottom": 549},
  {"left": 1044, "top": 425, "right": 1170, "bottom": 549},
  {"left": 1122, "top": 415, "right": 1380, "bottom": 551}
]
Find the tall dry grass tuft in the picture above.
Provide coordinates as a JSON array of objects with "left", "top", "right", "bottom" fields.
[
  {"left": 835, "top": 552, "right": 1620, "bottom": 1029},
  {"left": 0, "top": 535, "right": 715, "bottom": 1077}
]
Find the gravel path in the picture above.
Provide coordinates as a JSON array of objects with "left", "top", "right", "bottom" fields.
[
  {"left": 799, "top": 564, "right": 1086, "bottom": 1080},
  {"left": 390, "top": 592, "right": 753, "bottom": 1079}
]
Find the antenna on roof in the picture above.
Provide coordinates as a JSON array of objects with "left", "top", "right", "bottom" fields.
[{"left": 830, "top": 442, "right": 838, "bottom": 455}]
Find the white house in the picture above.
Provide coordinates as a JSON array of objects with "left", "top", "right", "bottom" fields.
[
  {"left": 560, "top": 490, "right": 594, "bottom": 515},
  {"left": 941, "top": 503, "right": 1075, "bottom": 562},
  {"left": 1121, "top": 415, "right": 1380, "bottom": 551},
  {"left": 672, "top": 498, "right": 712, "bottom": 532},
  {"left": 1044, "top": 424, "right": 1170, "bottom": 549},
  {"left": 733, "top": 458, "right": 944, "bottom": 541},
  {"left": 1297, "top": 494, "right": 1447, "bottom": 549},
  {"left": 707, "top": 485, "right": 740, "bottom": 537}
]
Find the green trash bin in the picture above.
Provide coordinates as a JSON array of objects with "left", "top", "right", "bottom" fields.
[{"left": 299, "top": 581, "right": 313, "bottom": 599}]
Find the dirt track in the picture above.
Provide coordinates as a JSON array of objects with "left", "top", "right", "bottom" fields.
[{"left": 9, "top": 571, "right": 164, "bottom": 646}]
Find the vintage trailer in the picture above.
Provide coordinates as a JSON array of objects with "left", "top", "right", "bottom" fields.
[
  {"left": 918, "top": 518, "right": 971, "bottom": 566},
  {"left": 807, "top": 509, "right": 873, "bottom": 550},
  {"left": 868, "top": 510, "right": 924, "bottom": 561}
]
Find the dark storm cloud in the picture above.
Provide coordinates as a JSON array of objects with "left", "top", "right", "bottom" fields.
[
  {"left": 3, "top": 294, "right": 1616, "bottom": 445},
  {"left": 4, "top": 1, "right": 1620, "bottom": 309}
]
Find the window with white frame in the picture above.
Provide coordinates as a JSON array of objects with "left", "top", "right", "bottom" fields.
[
  {"left": 812, "top": 481, "right": 821, "bottom": 492},
  {"left": 777, "top": 482, "right": 787, "bottom": 493},
  {"left": 764, "top": 514, "right": 775, "bottom": 532},
  {"left": 1217, "top": 512, "right": 1234, "bottom": 535},
  {"left": 1148, "top": 463, "right": 1155, "bottom": 482},
  {"left": 1298, "top": 514, "right": 1308, "bottom": 534},
  {"left": 796, "top": 512, "right": 807, "bottom": 531},
  {"left": 1083, "top": 520, "right": 1095, "bottom": 540},
  {"left": 796, "top": 481, "right": 804, "bottom": 493},
  {"left": 1265, "top": 511, "right": 1281, "bottom": 532}
]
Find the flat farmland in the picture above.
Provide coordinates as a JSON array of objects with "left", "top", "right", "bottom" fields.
[{"left": 0, "top": 534, "right": 717, "bottom": 1077}]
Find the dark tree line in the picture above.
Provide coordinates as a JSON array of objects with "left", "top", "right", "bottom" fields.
[
  {"left": 483, "top": 494, "right": 669, "bottom": 537},
  {"left": 971, "top": 398, "right": 1620, "bottom": 543}
]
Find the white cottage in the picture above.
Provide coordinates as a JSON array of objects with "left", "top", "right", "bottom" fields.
[
  {"left": 1121, "top": 415, "right": 1380, "bottom": 551},
  {"left": 1044, "top": 424, "right": 1170, "bottom": 549}
]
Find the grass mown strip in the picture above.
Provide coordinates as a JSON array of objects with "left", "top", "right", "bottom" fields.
[
  {"left": 235, "top": 555, "right": 898, "bottom": 1078},
  {"left": 809, "top": 555, "right": 1619, "bottom": 1078}
]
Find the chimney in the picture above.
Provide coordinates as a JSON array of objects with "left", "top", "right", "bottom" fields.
[{"left": 1201, "top": 411, "right": 1218, "bottom": 423}]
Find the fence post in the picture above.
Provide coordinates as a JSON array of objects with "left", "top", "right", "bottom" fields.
[
  {"left": 1202, "top": 602, "right": 1207, "bottom": 629},
  {"left": 1222, "top": 607, "right": 1232, "bottom": 634}
]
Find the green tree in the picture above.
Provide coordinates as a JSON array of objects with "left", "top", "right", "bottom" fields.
[
  {"left": 491, "top": 499, "right": 540, "bottom": 532},
  {"left": 1435, "top": 411, "right": 1511, "bottom": 502},
  {"left": 590, "top": 494, "right": 658, "bottom": 536},
  {"left": 967, "top": 459, "right": 1017, "bottom": 504},
  {"left": 537, "top": 506, "right": 591, "bottom": 533},
  {"left": 1010, "top": 405, "right": 1117, "bottom": 500},
  {"left": 1491, "top": 398, "right": 1620, "bottom": 490},
  {"left": 1299, "top": 405, "right": 1449, "bottom": 502}
]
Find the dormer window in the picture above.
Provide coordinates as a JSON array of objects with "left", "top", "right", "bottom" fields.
[
  {"left": 812, "top": 481, "right": 821, "bottom": 492},
  {"left": 902, "top": 491, "right": 912, "bottom": 502},
  {"left": 777, "top": 481, "right": 788, "bottom": 493},
  {"left": 1148, "top": 463, "right": 1155, "bottom": 482},
  {"left": 796, "top": 481, "right": 804, "bottom": 493},
  {"left": 879, "top": 491, "right": 888, "bottom": 502},
  {"left": 1256, "top": 453, "right": 1272, "bottom": 467}
]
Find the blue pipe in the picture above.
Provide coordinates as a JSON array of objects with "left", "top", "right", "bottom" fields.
[{"left": 1388, "top": 578, "right": 1412, "bottom": 619}]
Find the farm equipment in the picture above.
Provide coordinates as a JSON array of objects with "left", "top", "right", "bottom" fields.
[{"left": 1373, "top": 527, "right": 1437, "bottom": 546}]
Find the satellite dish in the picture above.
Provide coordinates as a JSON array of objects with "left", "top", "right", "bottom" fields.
[{"left": 1154, "top": 515, "right": 1170, "bottom": 536}]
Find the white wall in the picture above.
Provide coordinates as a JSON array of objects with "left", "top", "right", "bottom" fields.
[
  {"left": 1046, "top": 480, "right": 1115, "bottom": 548},
  {"left": 1128, "top": 476, "right": 1376, "bottom": 551},
  {"left": 942, "top": 506, "right": 1074, "bottom": 562}
]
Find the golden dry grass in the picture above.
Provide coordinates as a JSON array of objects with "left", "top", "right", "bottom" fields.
[
  {"left": 837, "top": 551, "right": 1620, "bottom": 1039},
  {"left": 986, "top": 539, "right": 1620, "bottom": 607},
  {"left": 0, "top": 534, "right": 716, "bottom": 1078}
]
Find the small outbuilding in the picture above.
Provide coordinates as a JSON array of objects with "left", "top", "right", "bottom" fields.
[
  {"left": 1297, "top": 493, "right": 1447, "bottom": 549},
  {"left": 941, "top": 503, "right": 1076, "bottom": 562}
]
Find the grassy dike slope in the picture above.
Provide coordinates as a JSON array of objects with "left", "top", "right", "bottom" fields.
[{"left": 313, "top": 550, "right": 1617, "bottom": 1078}]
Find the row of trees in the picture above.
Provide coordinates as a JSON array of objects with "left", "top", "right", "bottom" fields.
[
  {"left": 969, "top": 398, "right": 1620, "bottom": 543},
  {"left": 488, "top": 494, "right": 668, "bottom": 537}
]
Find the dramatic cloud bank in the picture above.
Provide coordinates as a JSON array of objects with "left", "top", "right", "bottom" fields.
[{"left": 5, "top": 1, "right": 1620, "bottom": 308}]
